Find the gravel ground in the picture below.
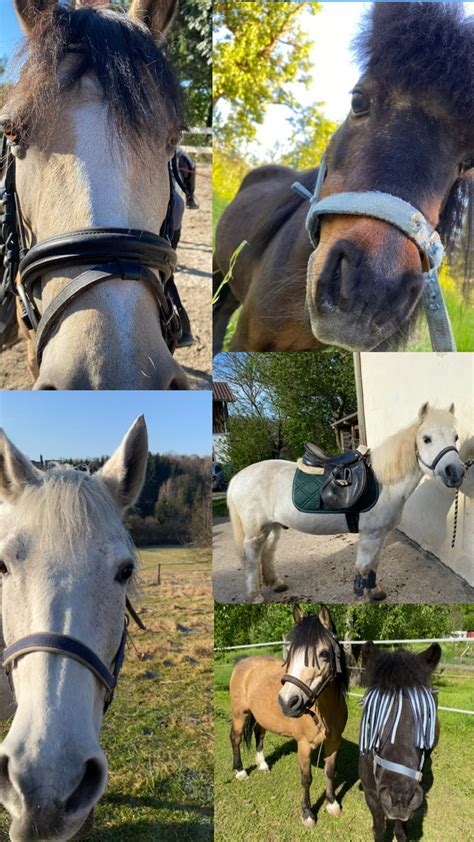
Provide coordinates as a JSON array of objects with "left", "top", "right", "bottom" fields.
[
  {"left": 0, "top": 166, "right": 212, "bottom": 391},
  {"left": 213, "top": 516, "right": 474, "bottom": 604}
]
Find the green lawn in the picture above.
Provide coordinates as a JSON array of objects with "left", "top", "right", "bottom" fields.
[
  {"left": 0, "top": 549, "right": 213, "bottom": 841},
  {"left": 215, "top": 660, "right": 474, "bottom": 841},
  {"left": 213, "top": 497, "right": 229, "bottom": 518}
]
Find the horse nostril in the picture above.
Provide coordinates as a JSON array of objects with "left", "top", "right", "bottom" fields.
[
  {"left": 36, "top": 382, "right": 57, "bottom": 390},
  {"left": 65, "top": 757, "right": 107, "bottom": 816},
  {"left": 288, "top": 695, "right": 300, "bottom": 709}
]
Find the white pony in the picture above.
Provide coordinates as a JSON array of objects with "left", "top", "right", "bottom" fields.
[
  {"left": 0, "top": 416, "right": 148, "bottom": 841},
  {"left": 227, "top": 403, "right": 466, "bottom": 603}
]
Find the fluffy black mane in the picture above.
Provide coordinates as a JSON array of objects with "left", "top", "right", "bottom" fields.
[
  {"left": 367, "top": 649, "right": 435, "bottom": 693},
  {"left": 6, "top": 5, "right": 185, "bottom": 148},
  {"left": 353, "top": 2, "right": 474, "bottom": 128},
  {"left": 285, "top": 614, "right": 349, "bottom": 693}
]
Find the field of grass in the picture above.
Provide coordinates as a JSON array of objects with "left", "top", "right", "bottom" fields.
[
  {"left": 215, "top": 652, "right": 474, "bottom": 841},
  {"left": 213, "top": 497, "right": 229, "bottom": 518},
  {"left": 0, "top": 548, "right": 213, "bottom": 841}
]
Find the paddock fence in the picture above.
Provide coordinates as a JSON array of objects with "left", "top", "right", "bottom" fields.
[
  {"left": 215, "top": 636, "right": 474, "bottom": 717},
  {"left": 181, "top": 127, "right": 212, "bottom": 155}
]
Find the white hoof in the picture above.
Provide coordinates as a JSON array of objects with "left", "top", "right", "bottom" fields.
[
  {"left": 235, "top": 769, "right": 248, "bottom": 781},
  {"left": 251, "top": 594, "right": 265, "bottom": 604},
  {"left": 302, "top": 816, "right": 316, "bottom": 829},
  {"left": 257, "top": 762, "right": 270, "bottom": 772},
  {"left": 326, "top": 800, "right": 341, "bottom": 817}
]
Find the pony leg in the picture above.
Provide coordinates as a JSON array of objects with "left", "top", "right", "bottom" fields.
[
  {"left": 230, "top": 714, "right": 248, "bottom": 781},
  {"left": 254, "top": 723, "right": 269, "bottom": 772},
  {"left": 323, "top": 744, "right": 342, "bottom": 817},
  {"left": 261, "top": 526, "right": 287, "bottom": 592},
  {"left": 363, "top": 789, "right": 386, "bottom": 842},
  {"left": 297, "top": 740, "right": 316, "bottom": 828},
  {"left": 243, "top": 533, "right": 267, "bottom": 603},
  {"left": 354, "top": 533, "right": 388, "bottom": 601},
  {"left": 394, "top": 820, "right": 408, "bottom": 842}
]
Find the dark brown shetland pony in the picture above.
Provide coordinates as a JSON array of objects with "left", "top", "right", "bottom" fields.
[
  {"left": 359, "top": 642, "right": 441, "bottom": 842},
  {"left": 229, "top": 605, "right": 348, "bottom": 829},
  {"left": 214, "top": 2, "right": 473, "bottom": 353}
]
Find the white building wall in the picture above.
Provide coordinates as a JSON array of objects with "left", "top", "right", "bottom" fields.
[{"left": 359, "top": 352, "right": 474, "bottom": 585}]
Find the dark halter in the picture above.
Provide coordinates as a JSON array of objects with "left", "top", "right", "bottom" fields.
[
  {"left": 415, "top": 445, "right": 460, "bottom": 472},
  {"left": 281, "top": 631, "right": 342, "bottom": 717},
  {"left": 0, "top": 132, "right": 182, "bottom": 361},
  {"left": 2, "top": 597, "right": 144, "bottom": 714}
]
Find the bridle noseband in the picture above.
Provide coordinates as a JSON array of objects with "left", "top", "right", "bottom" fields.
[
  {"left": 292, "top": 152, "right": 463, "bottom": 352},
  {"left": 415, "top": 444, "right": 460, "bottom": 472},
  {"left": 1, "top": 597, "right": 144, "bottom": 713},
  {"left": 1, "top": 132, "right": 183, "bottom": 360}
]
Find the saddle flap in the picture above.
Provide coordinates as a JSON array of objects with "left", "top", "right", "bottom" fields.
[{"left": 320, "top": 460, "right": 367, "bottom": 509}]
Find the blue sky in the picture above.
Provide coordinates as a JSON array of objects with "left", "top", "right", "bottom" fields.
[{"left": 0, "top": 392, "right": 211, "bottom": 460}]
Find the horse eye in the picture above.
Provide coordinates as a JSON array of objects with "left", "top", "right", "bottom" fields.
[
  {"left": 351, "top": 90, "right": 370, "bottom": 117},
  {"left": 116, "top": 563, "right": 134, "bottom": 584},
  {"left": 0, "top": 561, "right": 8, "bottom": 575},
  {"left": 320, "top": 649, "right": 330, "bottom": 661},
  {"left": 423, "top": 435, "right": 432, "bottom": 444}
]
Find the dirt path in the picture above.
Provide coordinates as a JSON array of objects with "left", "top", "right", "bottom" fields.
[
  {"left": 213, "top": 516, "right": 474, "bottom": 604},
  {"left": 0, "top": 166, "right": 211, "bottom": 391}
]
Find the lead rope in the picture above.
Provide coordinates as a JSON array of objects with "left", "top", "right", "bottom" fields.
[{"left": 451, "top": 489, "right": 459, "bottom": 549}]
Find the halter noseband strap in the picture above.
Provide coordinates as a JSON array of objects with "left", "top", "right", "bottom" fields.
[
  {"left": 373, "top": 752, "right": 424, "bottom": 783},
  {"left": 2, "top": 599, "right": 143, "bottom": 713},
  {"left": 416, "top": 445, "right": 460, "bottom": 472},
  {"left": 292, "top": 153, "right": 456, "bottom": 352}
]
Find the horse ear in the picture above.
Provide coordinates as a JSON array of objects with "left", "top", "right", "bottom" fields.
[
  {"left": 418, "top": 643, "right": 442, "bottom": 671},
  {"left": 0, "top": 430, "right": 43, "bottom": 502},
  {"left": 14, "top": 1, "right": 57, "bottom": 33},
  {"left": 128, "top": 0, "right": 178, "bottom": 40},
  {"left": 449, "top": 403, "right": 455, "bottom": 414},
  {"left": 99, "top": 416, "right": 148, "bottom": 515},
  {"left": 418, "top": 402, "right": 429, "bottom": 420},
  {"left": 292, "top": 605, "right": 304, "bottom": 624},
  {"left": 318, "top": 605, "right": 332, "bottom": 629}
]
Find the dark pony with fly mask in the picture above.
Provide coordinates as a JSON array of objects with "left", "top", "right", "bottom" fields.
[
  {"left": 229, "top": 605, "right": 348, "bottom": 829},
  {"left": 214, "top": 2, "right": 473, "bottom": 354},
  {"left": 359, "top": 642, "right": 441, "bottom": 842}
]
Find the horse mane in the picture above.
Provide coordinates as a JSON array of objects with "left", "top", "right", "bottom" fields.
[
  {"left": 15, "top": 465, "right": 137, "bottom": 570},
  {"left": 5, "top": 5, "right": 185, "bottom": 150},
  {"left": 367, "top": 648, "right": 435, "bottom": 693},
  {"left": 285, "top": 614, "right": 349, "bottom": 693},
  {"left": 353, "top": 3, "right": 474, "bottom": 128},
  {"left": 370, "top": 408, "right": 456, "bottom": 486},
  {"left": 243, "top": 168, "right": 316, "bottom": 256},
  {"left": 353, "top": 2, "right": 473, "bottom": 286}
]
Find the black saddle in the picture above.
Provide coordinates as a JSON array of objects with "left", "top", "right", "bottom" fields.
[{"left": 303, "top": 442, "right": 369, "bottom": 510}]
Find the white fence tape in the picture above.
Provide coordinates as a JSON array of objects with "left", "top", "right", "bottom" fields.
[{"left": 215, "top": 637, "right": 473, "bottom": 652}]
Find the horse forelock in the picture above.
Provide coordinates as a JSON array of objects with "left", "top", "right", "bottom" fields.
[
  {"left": 353, "top": 2, "right": 474, "bottom": 127},
  {"left": 5, "top": 5, "right": 185, "bottom": 151},
  {"left": 285, "top": 616, "right": 348, "bottom": 691},
  {"left": 13, "top": 466, "right": 137, "bottom": 569}
]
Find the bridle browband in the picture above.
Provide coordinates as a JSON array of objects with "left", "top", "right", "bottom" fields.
[
  {"left": 0, "top": 132, "right": 182, "bottom": 360},
  {"left": 292, "top": 152, "right": 461, "bottom": 352},
  {"left": 281, "top": 629, "right": 342, "bottom": 718},
  {"left": 2, "top": 596, "right": 144, "bottom": 713}
]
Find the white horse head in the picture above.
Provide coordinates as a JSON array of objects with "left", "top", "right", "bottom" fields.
[
  {"left": 414, "top": 402, "right": 465, "bottom": 488},
  {"left": 0, "top": 415, "right": 148, "bottom": 840},
  {"left": 5, "top": 0, "right": 188, "bottom": 389}
]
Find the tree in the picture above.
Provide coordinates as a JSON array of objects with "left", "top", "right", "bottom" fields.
[{"left": 213, "top": 1, "right": 322, "bottom": 151}]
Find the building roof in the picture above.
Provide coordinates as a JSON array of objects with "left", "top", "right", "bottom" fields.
[{"left": 213, "top": 382, "right": 236, "bottom": 402}]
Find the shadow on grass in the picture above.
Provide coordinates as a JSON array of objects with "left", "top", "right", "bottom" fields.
[{"left": 89, "top": 819, "right": 212, "bottom": 841}]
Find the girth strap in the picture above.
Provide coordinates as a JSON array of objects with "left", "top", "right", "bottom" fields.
[{"left": 373, "top": 753, "right": 424, "bottom": 782}]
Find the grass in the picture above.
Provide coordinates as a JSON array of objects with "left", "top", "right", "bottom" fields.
[
  {"left": 215, "top": 654, "right": 474, "bottom": 841},
  {"left": 213, "top": 498, "right": 229, "bottom": 518},
  {"left": 0, "top": 548, "right": 213, "bottom": 841}
]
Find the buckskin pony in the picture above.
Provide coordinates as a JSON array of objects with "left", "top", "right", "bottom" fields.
[
  {"left": 229, "top": 605, "right": 348, "bottom": 829},
  {"left": 214, "top": 2, "right": 473, "bottom": 353}
]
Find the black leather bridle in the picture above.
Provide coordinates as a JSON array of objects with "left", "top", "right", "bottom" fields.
[
  {"left": 415, "top": 445, "right": 460, "bottom": 472},
  {"left": 281, "top": 631, "right": 342, "bottom": 717},
  {"left": 2, "top": 597, "right": 145, "bottom": 714},
  {"left": 0, "top": 131, "right": 183, "bottom": 361}
]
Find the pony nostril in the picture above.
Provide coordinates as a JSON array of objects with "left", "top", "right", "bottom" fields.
[
  {"left": 288, "top": 695, "right": 300, "bottom": 709},
  {"left": 65, "top": 757, "right": 107, "bottom": 816},
  {"left": 36, "top": 382, "right": 57, "bottom": 390}
]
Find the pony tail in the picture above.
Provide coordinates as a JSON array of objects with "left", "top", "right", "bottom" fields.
[
  {"left": 227, "top": 490, "right": 245, "bottom": 555},
  {"left": 242, "top": 713, "right": 256, "bottom": 750}
]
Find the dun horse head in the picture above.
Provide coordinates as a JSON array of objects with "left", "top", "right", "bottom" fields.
[
  {"left": 2, "top": 0, "right": 188, "bottom": 389},
  {"left": 0, "top": 416, "right": 148, "bottom": 840},
  {"left": 305, "top": 2, "right": 473, "bottom": 350}
]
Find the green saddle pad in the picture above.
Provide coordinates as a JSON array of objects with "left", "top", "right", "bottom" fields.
[{"left": 292, "top": 466, "right": 379, "bottom": 516}]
